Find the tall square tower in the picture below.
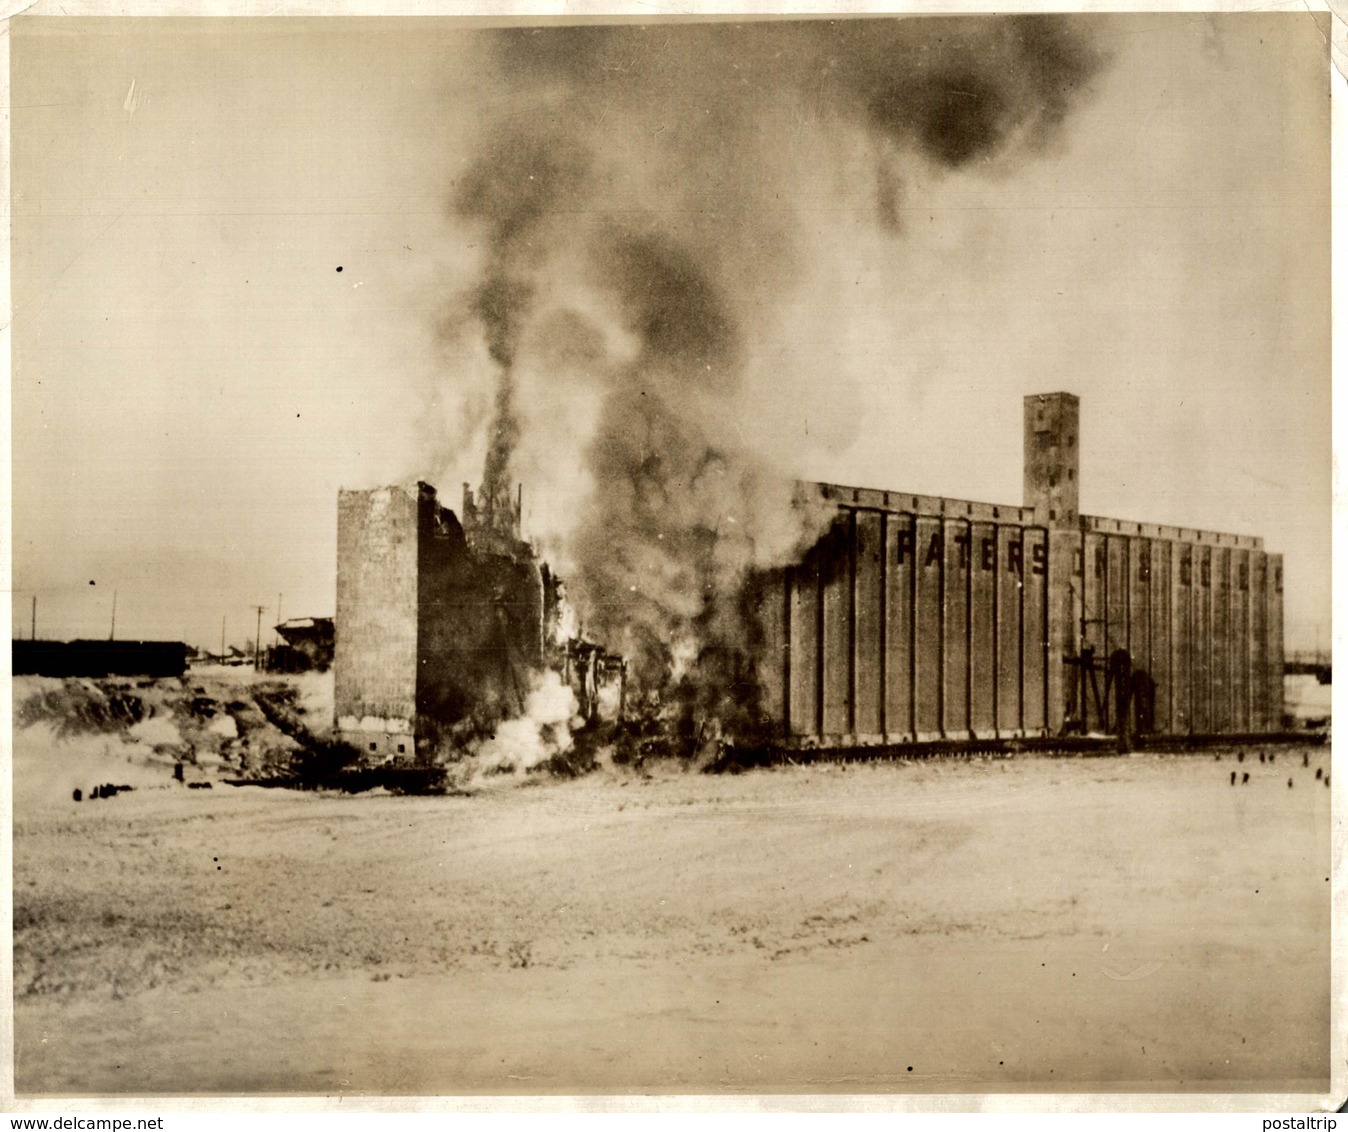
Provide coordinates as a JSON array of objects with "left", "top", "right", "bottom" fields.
[
  {"left": 1023, "top": 392, "right": 1080, "bottom": 526},
  {"left": 334, "top": 480, "right": 550, "bottom": 763},
  {"left": 334, "top": 483, "right": 424, "bottom": 761}
]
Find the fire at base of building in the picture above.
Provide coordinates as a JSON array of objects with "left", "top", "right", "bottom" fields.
[{"left": 333, "top": 481, "right": 623, "bottom": 764}]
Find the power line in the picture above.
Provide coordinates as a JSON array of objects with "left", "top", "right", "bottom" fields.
[{"left": 250, "top": 605, "right": 267, "bottom": 672}]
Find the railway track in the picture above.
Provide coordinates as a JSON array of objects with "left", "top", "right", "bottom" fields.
[{"left": 708, "top": 728, "right": 1328, "bottom": 771}]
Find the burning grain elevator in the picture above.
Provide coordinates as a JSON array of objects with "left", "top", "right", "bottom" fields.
[{"left": 335, "top": 393, "right": 1286, "bottom": 757}]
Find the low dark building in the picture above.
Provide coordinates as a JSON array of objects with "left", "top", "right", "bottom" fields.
[{"left": 268, "top": 617, "right": 335, "bottom": 673}]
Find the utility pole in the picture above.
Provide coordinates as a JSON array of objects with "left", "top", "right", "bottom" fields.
[
  {"left": 251, "top": 604, "right": 266, "bottom": 671},
  {"left": 109, "top": 590, "right": 117, "bottom": 642},
  {"left": 276, "top": 593, "right": 283, "bottom": 648},
  {"left": 30, "top": 595, "right": 36, "bottom": 641},
  {"left": 221, "top": 616, "right": 226, "bottom": 665}
]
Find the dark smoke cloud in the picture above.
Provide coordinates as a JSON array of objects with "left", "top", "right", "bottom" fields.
[
  {"left": 842, "top": 17, "right": 1104, "bottom": 167},
  {"left": 597, "top": 232, "right": 740, "bottom": 383},
  {"left": 453, "top": 122, "right": 591, "bottom": 508},
  {"left": 453, "top": 124, "right": 590, "bottom": 269},
  {"left": 569, "top": 229, "right": 751, "bottom": 687},
  {"left": 443, "top": 17, "right": 1111, "bottom": 732},
  {"left": 489, "top": 18, "right": 1108, "bottom": 174}
]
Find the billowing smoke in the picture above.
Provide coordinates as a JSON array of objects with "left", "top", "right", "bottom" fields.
[
  {"left": 452, "top": 125, "right": 590, "bottom": 516},
  {"left": 446, "top": 17, "right": 1109, "bottom": 738},
  {"left": 567, "top": 229, "right": 828, "bottom": 732},
  {"left": 464, "top": 670, "right": 581, "bottom": 781}
]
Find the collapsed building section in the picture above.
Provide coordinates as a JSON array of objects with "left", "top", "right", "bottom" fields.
[
  {"left": 334, "top": 481, "right": 622, "bottom": 763},
  {"left": 751, "top": 393, "right": 1286, "bottom": 746}
]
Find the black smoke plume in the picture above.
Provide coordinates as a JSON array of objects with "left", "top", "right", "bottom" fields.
[
  {"left": 453, "top": 124, "right": 590, "bottom": 516},
  {"left": 445, "top": 17, "right": 1110, "bottom": 741}
]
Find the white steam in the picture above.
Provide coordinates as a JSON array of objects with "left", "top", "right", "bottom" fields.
[{"left": 469, "top": 669, "right": 581, "bottom": 777}]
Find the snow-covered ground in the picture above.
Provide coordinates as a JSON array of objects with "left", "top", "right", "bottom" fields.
[
  {"left": 1284, "top": 673, "right": 1332, "bottom": 725},
  {"left": 13, "top": 729, "right": 1332, "bottom": 1096}
]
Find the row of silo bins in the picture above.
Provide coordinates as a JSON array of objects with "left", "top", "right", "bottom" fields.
[{"left": 751, "top": 483, "right": 1285, "bottom": 747}]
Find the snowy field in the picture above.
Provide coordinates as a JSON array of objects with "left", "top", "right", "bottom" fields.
[
  {"left": 7, "top": 671, "right": 1326, "bottom": 1094},
  {"left": 11, "top": 672, "right": 1332, "bottom": 1097}
]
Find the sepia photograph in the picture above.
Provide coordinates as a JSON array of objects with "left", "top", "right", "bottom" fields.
[{"left": 6, "top": 7, "right": 1336, "bottom": 1105}]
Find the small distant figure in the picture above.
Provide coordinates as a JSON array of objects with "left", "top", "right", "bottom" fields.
[
  {"left": 174, "top": 761, "right": 185, "bottom": 783},
  {"left": 72, "top": 788, "right": 82, "bottom": 803},
  {"left": 1242, "top": 772, "right": 1250, "bottom": 784},
  {"left": 1315, "top": 768, "right": 1322, "bottom": 781},
  {"left": 1238, "top": 752, "right": 1245, "bottom": 763},
  {"left": 1325, "top": 774, "right": 1331, "bottom": 788},
  {"left": 1230, "top": 771, "right": 1236, "bottom": 786},
  {"left": 1270, "top": 753, "right": 1276, "bottom": 764},
  {"left": 1304, "top": 752, "right": 1310, "bottom": 768},
  {"left": 1288, "top": 778, "right": 1293, "bottom": 789},
  {"left": 1259, "top": 752, "right": 1265, "bottom": 764}
]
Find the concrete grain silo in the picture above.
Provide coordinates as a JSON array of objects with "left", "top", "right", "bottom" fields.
[{"left": 750, "top": 393, "right": 1285, "bottom": 747}]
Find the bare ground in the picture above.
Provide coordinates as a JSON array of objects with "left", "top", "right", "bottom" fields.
[{"left": 12, "top": 738, "right": 1332, "bottom": 1096}]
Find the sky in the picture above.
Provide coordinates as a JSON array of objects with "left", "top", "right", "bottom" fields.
[{"left": 10, "top": 13, "right": 1332, "bottom": 653}]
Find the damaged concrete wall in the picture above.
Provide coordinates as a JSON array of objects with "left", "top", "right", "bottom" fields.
[
  {"left": 414, "top": 491, "right": 546, "bottom": 748},
  {"left": 334, "top": 485, "right": 420, "bottom": 761},
  {"left": 335, "top": 480, "right": 564, "bottom": 762}
]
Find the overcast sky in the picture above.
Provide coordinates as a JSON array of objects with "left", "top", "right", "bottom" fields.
[{"left": 11, "top": 13, "right": 1331, "bottom": 652}]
